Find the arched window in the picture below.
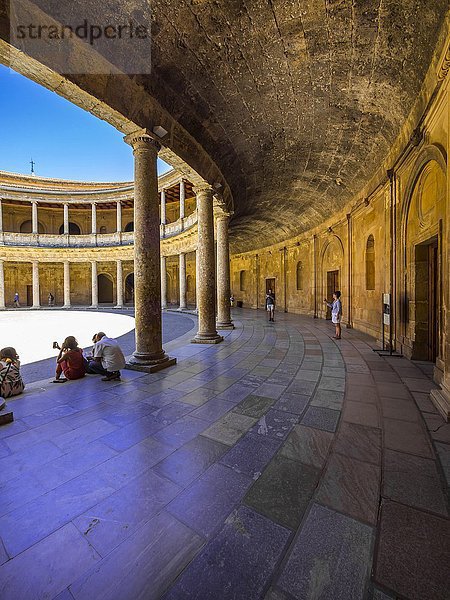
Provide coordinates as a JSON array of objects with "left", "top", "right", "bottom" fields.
[
  {"left": 20, "top": 220, "right": 45, "bottom": 233},
  {"left": 239, "top": 270, "right": 247, "bottom": 292},
  {"left": 366, "top": 235, "right": 375, "bottom": 290},
  {"left": 296, "top": 261, "right": 303, "bottom": 290},
  {"left": 59, "top": 222, "right": 81, "bottom": 235},
  {"left": 124, "top": 221, "right": 134, "bottom": 232},
  {"left": 99, "top": 226, "right": 107, "bottom": 234}
]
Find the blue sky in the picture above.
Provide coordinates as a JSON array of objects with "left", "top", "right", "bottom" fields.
[{"left": 0, "top": 65, "right": 171, "bottom": 181}]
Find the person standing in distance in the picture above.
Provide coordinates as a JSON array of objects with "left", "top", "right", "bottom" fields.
[
  {"left": 266, "top": 288, "right": 275, "bottom": 322},
  {"left": 324, "top": 290, "right": 342, "bottom": 339}
]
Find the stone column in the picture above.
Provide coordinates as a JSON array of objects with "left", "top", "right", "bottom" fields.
[
  {"left": 63, "top": 203, "right": 69, "bottom": 235},
  {"left": 116, "top": 259, "right": 123, "bottom": 308},
  {"left": 0, "top": 198, "right": 3, "bottom": 232},
  {"left": 91, "top": 261, "right": 98, "bottom": 308},
  {"left": 161, "top": 255, "right": 167, "bottom": 309},
  {"left": 32, "top": 201, "right": 38, "bottom": 234},
  {"left": 116, "top": 201, "right": 122, "bottom": 233},
  {"left": 63, "top": 261, "right": 71, "bottom": 308},
  {"left": 216, "top": 210, "right": 234, "bottom": 329},
  {"left": 160, "top": 189, "right": 166, "bottom": 225},
  {"left": 32, "top": 261, "right": 40, "bottom": 308},
  {"left": 124, "top": 128, "right": 175, "bottom": 369},
  {"left": 179, "top": 179, "right": 185, "bottom": 219},
  {"left": 192, "top": 185, "right": 223, "bottom": 343},
  {"left": 0, "top": 260, "right": 5, "bottom": 309},
  {"left": 178, "top": 252, "right": 187, "bottom": 310},
  {"left": 91, "top": 203, "right": 97, "bottom": 234}
]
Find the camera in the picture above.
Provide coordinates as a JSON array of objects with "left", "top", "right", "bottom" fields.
[{"left": 53, "top": 341, "right": 60, "bottom": 350}]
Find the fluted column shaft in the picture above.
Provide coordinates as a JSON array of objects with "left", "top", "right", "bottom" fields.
[
  {"left": 0, "top": 260, "right": 5, "bottom": 309},
  {"left": 116, "top": 260, "right": 123, "bottom": 308},
  {"left": 32, "top": 261, "right": 40, "bottom": 308},
  {"left": 91, "top": 203, "right": 97, "bottom": 234},
  {"left": 160, "top": 189, "right": 166, "bottom": 225},
  {"left": 91, "top": 261, "right": 98, "bottom": 308},
  {"left": 124, "top": 129, "right": 174, "bottom": 368},
  {"left": 63, "top": 203, "right": 69, "bottom": 234},
  {"left": 179, "top": 252, "right": 187, "bottom": 310},
  {"left": 63, "top": 261, "right": 71, "bottom": 308},
  {"left": 161, "top": 255, "right": 167, "bottom": 309},
  {"left": 216, "top": 212, "right": 234, "bottom": 329},
  {"left": 192, "top": 186, "right": 223, "bottom": 343},
  {"left": 32, "top": 201, "right": 38, "bottom": 234}
]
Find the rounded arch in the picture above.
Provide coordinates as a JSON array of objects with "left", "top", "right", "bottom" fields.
[
  {"left": 98, "top": 273, "right": 114, "bottom": 303},
  {"left": 401, "top": 145, "right": 447, "bottom": 242},
  {"left": 124, "top": 221, "right": 134, "bottom": 232},
  {"left": 20, "top": 220, "right": 45, "bottom": 234},
  {"left": 125, "top": 272, "right": 134, "bottom": 304},
  {"left": 59, "top": 222, "right": 81, "bottom": 235},
  {"left": 365, "top": 234, "right": 375, "bottom": 291},
  {"left": 99, "top": 225, "right": 107, "bottom": 234}
]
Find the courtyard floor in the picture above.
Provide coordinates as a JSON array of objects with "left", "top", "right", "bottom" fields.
[{"left": 0, "top": 309, "right": 449, "bottom": 600}]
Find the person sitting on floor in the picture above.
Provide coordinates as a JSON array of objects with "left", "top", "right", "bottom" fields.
[
  {"left": 53, "top": 336, "right": 85, "bottom": 383},
  {"left": 0, "top": 347, "right": 25, "bottom": 398},
  {"left": 88, "top": 332, "right": 126, "bottom": 382}
]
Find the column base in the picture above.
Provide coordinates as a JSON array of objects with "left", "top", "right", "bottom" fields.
[
  {"left": 126, "top": 351, "right": 176, "bottom": 373},
  {"left": 191, "top": 333, "right": 224, "bottom": 344},
  {"left": 115, "top": 305, "right": 123, "bottom": 310},
  {"left": 217, "top": 322, "right": 235, "bottom": 330},
  {"left": 91, "top": 305, "right": 98, "bottom": 309},
  {"left": 63, "top": 304, "right": 71, "bottom": 309},
  {"left": 178, "top": 306, "right": 187, "bottom": 312},
  {"left": 430, "top": 386, "right": 450, "bottom": 422},
  {"left": 31, "top": 305, "right": 40, "bottom": 310}
]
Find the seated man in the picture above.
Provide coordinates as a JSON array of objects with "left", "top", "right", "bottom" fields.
[{"left": 89, "top": 332, "right": 126, "bottom": 381}]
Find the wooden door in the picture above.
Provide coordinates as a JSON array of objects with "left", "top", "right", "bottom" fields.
[
  {"left": 326, "top": 270, "right": 339, "bottom": 319},
  {"left": 26, "top": 285, "right": 33, "bottom": 306}
]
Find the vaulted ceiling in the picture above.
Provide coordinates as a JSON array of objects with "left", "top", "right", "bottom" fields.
[{"left": 1, "top": 1, "right": 448, "bottom": 251}]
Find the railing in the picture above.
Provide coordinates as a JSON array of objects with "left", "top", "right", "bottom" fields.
[{"left": 0, "top": 211, "right": 198, "bottom": 248}]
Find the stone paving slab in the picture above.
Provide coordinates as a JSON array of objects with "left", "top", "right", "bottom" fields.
[{"left": 0, "top": 309, "right": 448, "bottom": 599}]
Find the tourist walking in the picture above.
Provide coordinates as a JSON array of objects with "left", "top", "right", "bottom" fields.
[
  {"left": 53, "top": 336, "right": 85, "bottom": 382},
  {"left": 13, "top": 292, "right": 20, "bottom": 308},
  {"left": 48, "top": 293, "right": 55, "bottom": 307},
  {"left": 88, "top": 332, "right": 126, "bottom": 381},
  {"left": 0, "top": 347, "right": 25, "bottom": 398},
  {"left": 324, "top": 290, "right": 342, "bottom": 339},
  {"left": 266, "top": 289, "right": 275, "bottom": 322}
]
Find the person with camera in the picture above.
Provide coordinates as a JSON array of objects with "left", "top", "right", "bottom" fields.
[
  {"left": 87, "top": 332, "right": 126, "bottom": 382},
  {"left": 52, "top": 336, "right": 85, "bottom": 383}
]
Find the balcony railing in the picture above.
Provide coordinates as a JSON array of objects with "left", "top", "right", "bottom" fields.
[{"left": 0, "top": 211, "right": 197, "bottom": 248}]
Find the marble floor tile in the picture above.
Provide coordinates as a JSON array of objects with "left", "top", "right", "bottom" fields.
[
  {"left": 334, "top": 422, "right": 381, "bottom": 465},
  {"left": 220, "top": 432, "right": 282, "bottom": 478},
  {"left": 167, "top": 463, "right": 252, "bottom": 538},
  {"left": 316, "top": 452, "right": 380, "bottom": 525},
  {"left": 311, "top": 389, "right": 345, "bottom": 411},
  {"left": 250, "top": 409, "right": 299, "bottom": 441},
  {"left": 383, "top": 418, "right": 433, "bottom": 458},
  {"left": 301, "top": 406, "right": 341, "bottom": 432},
  {"left": 244, "top": 454, "right": 320, "bottom": 529},
  {"left": 153, "top": 435, "right": 228, "bottom": 487},
  {"left": 180, "top": 387, "right": 218, "bottom": 406},
  {"left": 280, "top": 424, "right": 333, "bottom": 468},
  {"left": 164, "top": 506, "right": 291, "bottom": 600},
  {"left": 190, "top": 398, "right": 234, "bottom": 423},
  {"left": 383, "top": 449, "right": 447, "bottom": 515},
  {"left": 0, "top": 439, "right": 63, "bottom": 485},
  {"left": 343, "top": 400, "right": 380, "bottom": 428},
  {"left": 318, "top": 376, "right": 346, "bottom": 393},
  {"left": 374, "top": 500, "right": 450, "bottom": 600},
  {"left": 202, "top": 412, "right": 257, "bottom": 446},
  {"left": 152, "top": 415, "right": 209, "bottom": 448},
  {"left": 294, "top": 369, "right": 321, "bottom": 382},
  {"left": 273, "top": 392, "right": 309, "bottom": 416},
  {"left": 0, "top": 523, "right": 101, "bottom": 600},
  {"left": 286, "top": 380, "right": 317, "bottom": 396},
  {"left": 277, "top": 503, "right": 374, "bottom": 600},
  {"left": 69, "top": 511, "right": 204, "bottom": 600},
  {"left": 233, "top": 394, "right": 274, "bottom": 419}
]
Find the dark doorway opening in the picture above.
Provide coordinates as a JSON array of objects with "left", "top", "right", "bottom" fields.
[
  {"left": 414, "top": 237, "right": 438, "bottom": 361},
  {"left": 266, "top": 278, "right": 276, "bottom": 307},
  {"left": 124, "top": 221, "right": 134, "bottom": 232},
  {"left": 125, "top": 273, "right": 134, "bottom": 304},
  {"left": 26, "top": 285, "right": 33, "bottom": 306},
  {"left": 59, "top": 222, "right": 81, "bottom": 235},
  {"left": 326, "top": 270, "right": 339, "bottom": 319},
  {"left": 98, "top": 274, "right": 113, "bottom": 304}
]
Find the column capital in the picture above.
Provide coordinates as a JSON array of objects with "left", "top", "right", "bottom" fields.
[
  {"left": 124, "top": 129, "right": 161, "bottom": 152},
  {"left": 193, "top": 184, "right": 214, "bottom": 196}
]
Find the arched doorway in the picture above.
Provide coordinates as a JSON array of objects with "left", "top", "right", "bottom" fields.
[
  {"left": 20, "top": 220, "right": 45, "bottom": 233},
  {"left": 124, "top": 221, "right": 134, "bottom": 232},
  {"left": 98, "top": 273, "right": 114, "bottom": 304},
  {"left": 321, "top": 236, "right": 344, "bottom": 320},
  {"left": 59, "top": 222, "right": 81, "bottom": 235},
  {"left": 125, "top": 273, "right": 134, "bottom": 304}
]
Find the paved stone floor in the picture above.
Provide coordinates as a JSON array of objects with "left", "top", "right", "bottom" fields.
[{"left": 0, "top": 309, "right": 449, "bottom": 600}]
